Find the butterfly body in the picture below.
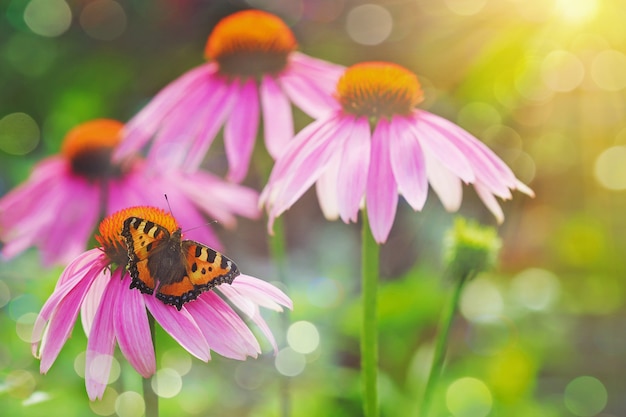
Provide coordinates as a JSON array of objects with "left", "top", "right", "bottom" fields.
[{"left": 122, "top": 217, "right": 239, "bottom": 310}]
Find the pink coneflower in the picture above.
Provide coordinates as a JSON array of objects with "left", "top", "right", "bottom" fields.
[
  {"left": 261, "top": 62, "right": 533, "bottom": 243},
  {"left": 31, "top": 206, "right": 292, "bottom": 401},
  {"left": 115, "top": 9, "right": 344, "bottom": 182},
  {"left": 0, "top": 119, "right": 260, "bottom": 266}
]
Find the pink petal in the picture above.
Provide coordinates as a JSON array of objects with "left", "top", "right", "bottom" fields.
[
  {"left": 116, "top": 63, "right": 218, "bottom": 161},
  {"left": 144, "top": 296, "right": 210, "bottom": 361},
  {"left": 146, "top": 84, "right": 218, "bottom": 171},
  {"left": 230, "top": 275, "right": 293, "bottom": 311},
  {"left": 85, "top": 278, "right": 118, "bottom": 400},
  {"left": 219, "top": 285, "right": 278, "bottom": 353},
  {"left": 81, "top": 268, "right": 110, "bottom": 336},
  {"left": 264, "top": 113, "right": 339, "bottom": 183},
  {"left": 409, "top": 113, "right": 474, "bottom": 183},
  {"left": 186, "top": 293, "right": 261, "bottom": 360},
  {"left": 419, "top": 111, "right": 515, "bottom": 196},
  {"left": 113, "top": 275, "right": 156, "bottom": 378},
  {"left": 38, "top": 269, "right": 102, "bottom": 373},
  {"left": 33, "top": 250, "right": 105, "bottom": 360},
  {"left": 315, "top": 156, "right": 341, "bottom": 220},
  {"left": 225, "top": 78, "right": 260, "bottom": 182},
  {"left": 260, "top": 75, "right": 294, "bottom": 159},
  {"left": 425, "top": 153, "right": 463, "bottom": 212},
  {"left": 270, "top": 114, "right": 354, "bottom": 219},
  {"left": 366, "top": 119, "right": 398, "bottom": 244},
  {"left": 183, "top": 80, "right": 239, "bottom": 171},
  {"left": 336, "top": 116, "right": 370, "bottom": 223},
  {"left": 389, "top": 116, "right": 428, "bottom": 211},
  {"left": 278, "top": 52, "right": 343, "bottom": 117},
  {"left": 1, "top": 160, "right": 100, "bottom": 266},
  {"left": 474, "top": 182, "right": 505, "bottom": 224},
  {"left": 173, "top": 169, "right": 261, "bottom": 228},
  {"left": 39, "top": 180, "right": 100, "bottom": 266}
]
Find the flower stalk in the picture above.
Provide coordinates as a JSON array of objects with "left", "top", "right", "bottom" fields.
[
  {"left": 419, "top": 217, "right": 501, "bottom": 416},
  {"left": 418, "top": 268, "right": 473, "bottom": 417},
  {"left": 361, "top": 209, "right": 380, "bottom": 417},
  {"left": 268, "top": 214, "right": 292, "bottom": 417}
]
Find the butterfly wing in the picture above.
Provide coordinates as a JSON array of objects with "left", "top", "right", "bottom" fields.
[
  {"left": 185, "top": 240, "right": 239, "bottom": 290},
  {"left": 156, "top": 241, "right": 239, "bottom": 310},
  {"left": 121, "top": 217, "right": 171, "bottom": 296}
]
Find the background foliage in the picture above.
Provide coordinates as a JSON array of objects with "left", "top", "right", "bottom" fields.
[{"left": 1, "top": 0, "right": 625, "bottom": 416}]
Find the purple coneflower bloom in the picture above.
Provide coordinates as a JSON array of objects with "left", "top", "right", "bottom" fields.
[
  {"left": 115, "top": 9, "right": 344, "bottom": 182},
  {"left": 31, "top": 206, "right": 292, "bottom": 400},
  {"left": 0, "top": 119, "right": 260, "bottom": 266},
  {"left": 261, "top": 62, "right": 533, "bottom": 243}
]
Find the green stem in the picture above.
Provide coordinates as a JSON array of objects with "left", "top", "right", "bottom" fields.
[
  {"left": 419, "top": 270, "right": 473, "bottom": 417},
  {"left": 268, "top": 215, "right": 291, "bottom": 417},
  {"left": 143, "top": 314, "right": 159, "bottom": 417},
  {"left": 361, "top": 211, "right": 380, "bottom": 417}
]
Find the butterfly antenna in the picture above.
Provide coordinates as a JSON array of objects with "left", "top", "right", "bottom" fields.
[
  {"left": 182, "top": 220, "right": 219, "bottom": 235},
  {"left": 164, "top": 194, "right": 173, "bottom": 213}
]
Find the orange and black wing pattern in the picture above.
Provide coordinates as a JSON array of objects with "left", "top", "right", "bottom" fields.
[
  {"left": 183, "top": 240, "right": 239, "bottom": 290},
  {"left": 122, "top": 216, "right": 240, "bottom": 310},
  {"left": 151, "top": 241, "right": 239, "bottom": 310},
  {"left": 121, "top": 217, "right": 171, "bottom": 297}
]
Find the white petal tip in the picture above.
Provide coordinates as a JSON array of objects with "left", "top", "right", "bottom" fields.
[{"left": 515, "top": 180, "right": 535, "bottom": 197}]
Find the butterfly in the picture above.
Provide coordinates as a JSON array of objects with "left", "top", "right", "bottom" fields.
[{"left": 121, "top": 217, "right": 239, "bottom": 310}]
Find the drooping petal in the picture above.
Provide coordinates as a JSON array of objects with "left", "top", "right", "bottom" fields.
[
  {"left": 336, "top": 116, "right": 371, "bottom": 223},
  {"left": 146, "top": 84, "right": 218, "bottom": 172},
  {"left": 515, "top": 179, "right": 535, "bottom": 197},
  {"left": 81, "top": 268, "right": 110, "bottom": 336},
  {"left": 186, "top": 293, "right": 261, "bottom": 360},
  {"left": 366, "top": 119, "right": 398, "bottom": 244},
  {"left": 408, "top": 112, "right": 475, "bottom": 184},
  {"left": 38, "top": 178, "right": 101, "bottom": 266},
  {"left": 278, "top": 52, "right": 343, "bottom": 118},
  {"left": 85, "top": 277, "right": 118, "bottom": 400},
  {"left": 172, "top": 169, "right": 261, "bottom": 228},
  {"left": 37, "top": 266, "right": 103, "bottom": 372},
  {"left": 116, "top": 63, "right": 218, "bottom": 161},
  {"left": 33, "top": 250, "right": 106, "bottom": 362},
  {"left": 474, "top": 182, "right": 505, "bottom": 224},
  {"left": 389, "top": 116, "right": 428, "bottom": 211},
  {"left": 144, "top": 296, "right": 210, "bottom": 361},
  {"left": 425, "top": 151, "right": 463, "bottom": 212},
  {"left": 183, "top": 79, "right": 240, "bottom": 171},
  {"left": 113, "top": 275, "right": 156, "bottom": 378},
  {"left": 269, "top": 114, "right": 354, "bottom": 221},
  {"left": 230, "top": 275, "right": 293, "bottom": 311},
  {"left": 224, "top": 78, "right": 260, "bottom": 182},
  {"left": 260, "top": 75, "right": 294, "bottom": 159},
  {"left": 315, "top": 155, "right": 341, "bottom": 221},
  {"left": 219, "top": 284, "right": 279, "bottom": 354},
  {"left": 0, "top": 159, "right": 100, "bottom": 266},
  {"left": 419, "top": 111, "right": 516, "bottom": 196}
]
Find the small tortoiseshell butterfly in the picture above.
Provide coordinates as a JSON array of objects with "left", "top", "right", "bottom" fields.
[{"left": 121, "top": 217, "right": 239, "bottom": 310}]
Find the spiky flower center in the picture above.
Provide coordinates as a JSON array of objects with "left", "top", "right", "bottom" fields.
[
  {"left": 61, "top": 119, "right": 124, "bottom": 180},
  {"left": 205, "top": 10, "right": 297, "bottom": 77},
  {"left": 96, "top": 206, "right": 179, "bottom": 266},
  {"left": 336, "top": 62, "right": 424, "bottom": 118}
]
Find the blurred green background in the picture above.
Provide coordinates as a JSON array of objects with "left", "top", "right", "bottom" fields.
[{"left": 1, "top": 0, "right": 625, "bottom": 416}]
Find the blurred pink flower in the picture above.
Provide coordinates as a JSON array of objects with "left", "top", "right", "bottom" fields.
[
  {"left": 31, "top": 206, "right": 292, "bottom": 401},
  {"left": 115, "top": 9, "right": 344, "bottom": 182},
  {"left": 0, "top": 119, "right": 260, "bottom": 266},
  {"left": 261, "top": 62, "right": 533, "bottom": 243}
]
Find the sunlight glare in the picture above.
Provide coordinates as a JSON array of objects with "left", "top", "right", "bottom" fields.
[{"left": 554, "top": 0, "right": 599, "bottom": 24}]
